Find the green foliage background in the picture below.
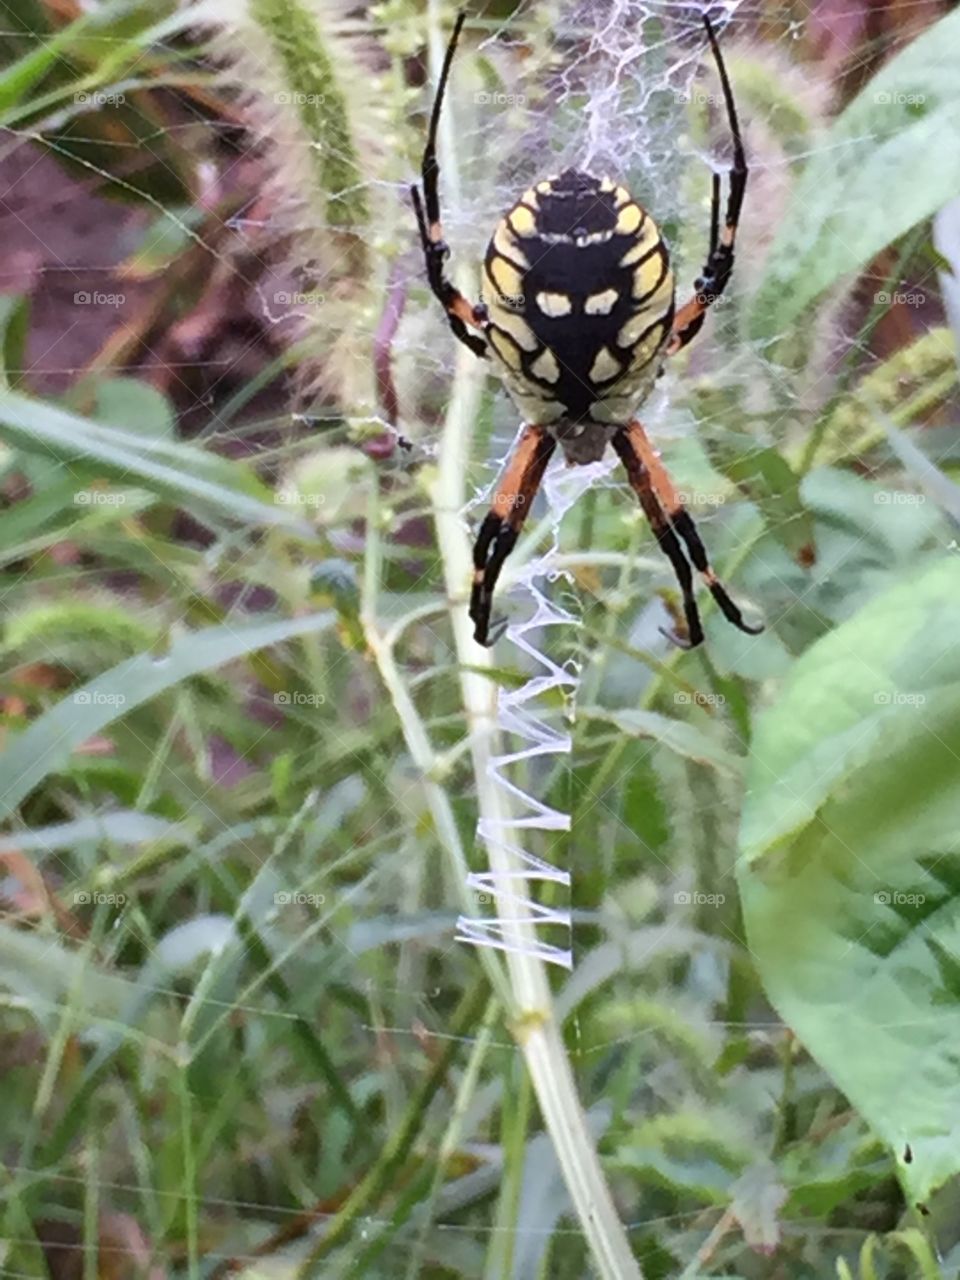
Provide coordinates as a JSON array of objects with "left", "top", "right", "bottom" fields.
[{"left": 1, "top": 1, "right": 960, "bottom": 1277}]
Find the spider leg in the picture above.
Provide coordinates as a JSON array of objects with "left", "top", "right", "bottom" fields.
[
  {"left": 668, "top": 14, "right": 748, "bottom": 356},
  {"left": 470, "top": 425, "right": 556, "bottom": 645},
  {"left": 614, "top": 421, "right": 763, "bottom": 641},
  {"left": 611, "top": 428, "right": 703, "bottom": 647},
  {"left": 411, "top": 11, "right": 488, "bottom": 360}
]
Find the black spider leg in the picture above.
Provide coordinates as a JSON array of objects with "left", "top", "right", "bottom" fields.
[
  {"left": 669, "top": 15, "right": 749, "bottom": 353},
  {"left": 410, "top": 11, "right": 487, "bottom": 359},
  {"left": 470, "top": 426, "right": 555, "bottom": 646},
  {"left": 696, "top": 14, "right": 747, "bottom": 305},
  {"left": 670, "top": 509, "right": 764, "bottom": 636},
  {"left": 611, "top": 429, "right": 704, "bottom": 649}
]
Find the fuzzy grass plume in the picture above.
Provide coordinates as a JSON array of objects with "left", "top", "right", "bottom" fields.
[{"left": 193, "top": 0, "right": 385, "bottom": 410}]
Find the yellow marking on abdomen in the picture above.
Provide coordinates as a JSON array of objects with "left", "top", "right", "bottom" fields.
[
  {"left": 488, "top": 256, "right": 524, "bottom": 305},
  {"left": 530, "top": 348, "right": 560, "bottom": 383},
  {"left": 616, "top": 203, "right": 643, "bottom": 235},
  {"left": 618, "top": 312, "right": 668, "bottom": 350},
  {"left": 590, "top": 347, "right": 622, "bottom": 383},
  {"left": 509, "top": 204, "right": 537, "bottom": 237},
  {"left": 619, "top": 219, "right": 659, "bottom": 266},
  {"left": 632, "top": 251, "right": 668, "bottom": 305},
  {"left": 493, "top": 222, "right": 529, "bottom": 269},
  {"left": 488, "top": 328, "right": 524, "bottom": 372},
  {"left": 484, "top": 300, "right": 539, "bottom": 352}
]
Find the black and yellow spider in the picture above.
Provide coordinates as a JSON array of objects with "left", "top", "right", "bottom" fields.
[{"left": 411, "top": 11, "right": 763, "bottom": 648}]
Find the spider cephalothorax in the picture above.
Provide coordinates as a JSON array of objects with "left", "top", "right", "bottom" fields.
[{"left": 411, "top": 12, "right": 763, "bottom": 649}]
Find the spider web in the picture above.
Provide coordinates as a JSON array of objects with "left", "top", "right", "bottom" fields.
[{"left": 0, "top": 0, "right": 954, "bottom": 1277}]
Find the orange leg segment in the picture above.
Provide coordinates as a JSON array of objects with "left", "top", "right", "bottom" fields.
[{"left": 469, "top": 425, "right": 556, "bottom": 645}]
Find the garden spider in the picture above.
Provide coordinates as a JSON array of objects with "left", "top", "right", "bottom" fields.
[{"left": 411, "top": 11, "right": 763, "bottom": 648}]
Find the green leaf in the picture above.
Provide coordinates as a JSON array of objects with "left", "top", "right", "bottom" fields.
[
  {"left": 90, "top": 376, "right": 175, "bottom": 438},
  {"left": 582, "top": 706, "right": 744, "bottom": 776},
  {"left": 737, "top": 557, "right": 960, "bottom": 1205},
  {"left": 750, "top": 6, "right": 960, "bottom": 336},
  {"left": 0, "top": 294, "right": 29, "bottom": 387},
  {"left": 0, "top": 389, "right": 312, "bottom": 534},
  {"left": 0, "top": 611, "right": 334, "bottom": 820}
]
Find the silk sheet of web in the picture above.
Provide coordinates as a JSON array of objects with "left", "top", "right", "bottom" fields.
[{"left": 436, "top": 0, "right": 751, "bottom": 970}]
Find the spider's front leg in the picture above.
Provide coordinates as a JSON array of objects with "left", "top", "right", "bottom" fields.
[
  {"left": 411, "top": 10, "right": 488, "bottom": 359},
  {"left": 667, "top": 14, "right": 748, "bottom": 356},
  {"left": 612, "top": 420, "right": 762, "bottom": 646},
  {"left": 470, "top": 425, "right": 556, "bottom": 645}
]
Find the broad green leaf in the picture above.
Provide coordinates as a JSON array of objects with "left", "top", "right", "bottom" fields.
[
  {"left": 737, "top": 557, "right": 960, "bottom": 1204},
  {"left": 0, "top": 611, "right": 334, "bottom": 820},
  {"left": 750, "top": 6, "right": 960, "bottom": 336}
]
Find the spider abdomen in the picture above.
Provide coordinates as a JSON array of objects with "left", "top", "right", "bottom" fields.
[{"left": 481, "top": 169, "right": 675, "bottom": 435}]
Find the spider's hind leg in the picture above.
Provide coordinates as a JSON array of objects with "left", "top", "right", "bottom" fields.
[
  {"left": 613, "top": 420, "right": 762, "bottom": 643},
  {"left": 470, "top": 425, "right": 556, "bottom": 645},
  {"left": 611, "top": 428, "right": 704, "bottom": 647}
]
